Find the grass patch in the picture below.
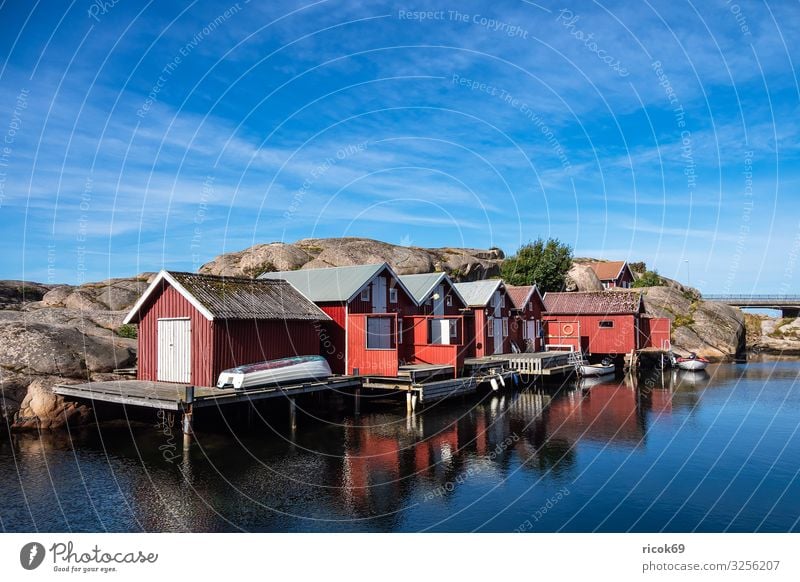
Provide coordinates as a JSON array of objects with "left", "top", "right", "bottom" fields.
[{"left": 117, "top": 324, "right": 137, "bottom": 339}]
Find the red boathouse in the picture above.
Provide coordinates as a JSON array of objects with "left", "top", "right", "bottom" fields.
[
  {"left": 123, "top": 270, "right": 329, "bottom": 387},
  {"left": 506, "top": 285, "right": 546, "bottom": 352},
  {"left": 453, "top": 279, "right": 514, "bottom": 357},
  {"left": 261, "top": 263, "right": 417, "bottom": 377},
  {"left": 584, "top": 261, "right": 635, "bottom": 289}
]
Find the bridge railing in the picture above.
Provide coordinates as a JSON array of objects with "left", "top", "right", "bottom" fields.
[{"left": 703, "top": 294, "right": 800, "bottom": 301}]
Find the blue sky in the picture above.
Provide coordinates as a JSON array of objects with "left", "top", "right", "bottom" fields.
[{"left": 0, "top": 0, "right": 798, "bottom": 292}]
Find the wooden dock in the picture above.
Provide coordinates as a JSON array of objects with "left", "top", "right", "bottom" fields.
[
  {"left": 474, "top": 351, "right": 575, "bottom": 377},
  {"left": 53, "top": 377, "right": 361, "bottom": 411}
]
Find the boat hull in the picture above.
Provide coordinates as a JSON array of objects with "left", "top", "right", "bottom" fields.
[
  {"left": 578, "top": 364, "right": 615, "bottom": 377},
  {"left": 216, "top": 356, "right": 332, "bottom": 390},
  {"left": 675, "top": 359, "right": 708, "bottom": 371}
]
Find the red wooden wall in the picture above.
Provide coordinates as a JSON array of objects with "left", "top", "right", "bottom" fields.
[
  {"left": 542, "top": 314, "right": 639, "bottom": 354},
  {"left": 136, "top": 283, "right": 214, "bottom": 386},
  {"left": 346, "top": 313, "right": 399, "bottom": 376},
  {"left": 319, "top": 302, "right": 347, "bottom": 374}
]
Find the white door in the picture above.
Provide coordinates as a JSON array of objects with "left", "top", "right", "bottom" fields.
[
  {"left": 431, "top": 319, "right": 450, "bottom": 345},
  {"left": 371, "top": 276, "right": 387, "bottom": 313},
  {"left": 493, "top": 317, "right": 504, "bottom": 354},
  {"left": 432, "top": 284, "right": 444, "bottom": 316},
  {"left": 157, "top": 319, "right": 191, "bottom": 383},
  {"left": 525, "top": 320, "right": 535, "bottom": 343}
]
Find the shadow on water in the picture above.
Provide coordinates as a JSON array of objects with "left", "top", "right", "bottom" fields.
[{"left": 1, "top": 361, "right": 799, "bottom": 532}]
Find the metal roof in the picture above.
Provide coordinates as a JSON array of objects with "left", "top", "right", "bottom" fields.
[
  {"left": 453, "top": 279, "right": 504, "bottom": 307},
  {"left": 543, "top": 291, "right": 643, "bottom": 314},
  {"left": 123, "top": 270, "right": 330, "bottom": 323},
  {"left": 260, "top": 263, "right": 406, "bottom": 303},
  {"left": 398, "top": 272, "right": 467, "bottom": 306}
]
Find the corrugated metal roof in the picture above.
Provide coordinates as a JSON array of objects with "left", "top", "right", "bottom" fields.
[
  {"left": 585, "top": 261, "right": 627, "bottom": 281},
  {"left": 543, "top": 291, "right": 642, "bottom": 314},
  {"left": 398, "top": 272, "right": 466, "bottom": 306},
  {"left": 259, "top": 263, "right": 387, "bottom": 302},
  {"left": 453, "top": 279, "right": 503, "bottom": 307}
]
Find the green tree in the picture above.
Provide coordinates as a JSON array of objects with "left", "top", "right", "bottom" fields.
[
  {"left": 500, "top": 238, "right": 573, "bottom": 291},
  {"left": 632, "top": 270, "right": 664, "bottom": 288}
]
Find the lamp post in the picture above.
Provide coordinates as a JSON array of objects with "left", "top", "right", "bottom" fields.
[{"left": 684, "top": 259, "right": 690, "bottom": 288}]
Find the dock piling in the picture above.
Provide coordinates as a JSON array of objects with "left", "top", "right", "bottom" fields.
[
  {"left": 289, "top": 397, "right": 297, "bottom": 432},
  {"left": 354, "top": 388, "right": 361, "bottom": 416},
  {"left": 182, "top": 386, "right": 194, "bottom": 450}
]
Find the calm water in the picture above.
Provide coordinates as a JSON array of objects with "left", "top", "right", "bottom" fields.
[{"left": 1, "top": 361, "right": 799, "bottom": 532}]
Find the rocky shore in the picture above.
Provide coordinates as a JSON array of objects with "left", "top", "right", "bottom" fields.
[{"left": 0, "top": 237, "right": 771, "bottom": 431}]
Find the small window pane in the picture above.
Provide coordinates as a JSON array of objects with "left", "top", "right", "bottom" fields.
[{"left": 599, "top": 320, "right": 614, "bottom": 328}]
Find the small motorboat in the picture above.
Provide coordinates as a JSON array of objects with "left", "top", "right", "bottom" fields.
[
  {"left": 216, "top": 355, "right": 332, "bottom": 390},
  {"left": 672, "top": 352, "right": 709, "bottom": 371},
  {"left": 577, "top": 356, "right": 616, "bottom": 377}
]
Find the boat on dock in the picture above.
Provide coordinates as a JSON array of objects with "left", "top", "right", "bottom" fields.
[
  {"left": 571, "top": 353, "right": 616, "bottom": 377},
  {"left": 671, "top": 352, "right": 709, "bottom": 371},
  {"left": 216, "top": 355, "right": 332, "bottom": 390}
]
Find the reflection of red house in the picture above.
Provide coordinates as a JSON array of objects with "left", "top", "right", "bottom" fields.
[
  {"left": 454, "top": 280, "right": 514, "bottom": 357},
  {"left": 542, "top": 291, "right": 672, "bottom": 355},
  {"left": 584, "top": 261, "right": 635, "bottom": 289},
  {"left": 506, "top": 285, "right": 546, "bottom": 352},
  {"left": 123, "top": 270, "right": 328, "bottom": 387},
  {"left": 546, "top": 385, "right": 644, "bottom": 446},
  {"left": 399, "top": 272, "right": 468, "bottom": 374},
  {"left": 262, "top": 263, "right": 416, "bottom": 376}
]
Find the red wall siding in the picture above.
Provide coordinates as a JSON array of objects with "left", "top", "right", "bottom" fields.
[
  {"left": 319, "top": 302, "right": 347, "bottom": 374},
  {"left": 212, "top": 320, "right": 320, "bottom": 382},
  {"left": 640, "top": 317, "right": 671, "bottom": 350},
  {"left": 542, "top": 314, "right": 638, "bottom": 354},
  {"left": 136, "top": 283, "right": 214, "bottom": 386},
  {"left": 346, "top": 313, "right": 399, "bottom": 376}
]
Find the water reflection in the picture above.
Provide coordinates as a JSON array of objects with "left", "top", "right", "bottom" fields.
[{"left": 2, "top": 362, "right": 799, "bottom": 531}]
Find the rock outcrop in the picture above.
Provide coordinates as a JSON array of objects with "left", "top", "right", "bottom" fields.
[
  {"left": 565, "top": 264, "right": 603, "bottom": 292},
  {"left": 0, "top": 280, "right": 51, "bottom": 309},
  {"left": 745, "top": 315, "right": 800, "bottom": 355},
  {"left": 0, "top": 277, "right": 145, "bottom": 431},
  {"left": 200, "top": 237, "right": 504, "bottom": 281},
  {"left": 640, "top": 286, "right": 746, "bottom": 359}
]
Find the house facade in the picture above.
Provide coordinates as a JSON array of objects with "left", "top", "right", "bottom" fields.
[
  {"left": 585, "top": 261, "right": 635, "bottom": 289},
  {"left": 123, "top": 271, "right": 328, "bottom": 387},
  {"left": 541, "top": 290, "right": 670, "bottom": 356},
  {"left": 261, "top": 263, "right": 416, "bottom": 377},
  {"left": 505, "top": 285, "right": 546, "bottom": 352},
  {"left": 454, "top": 279, "right": 513, "bottom": 357}
]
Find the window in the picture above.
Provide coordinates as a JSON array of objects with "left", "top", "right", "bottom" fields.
[
  {"left": 449, "top": 319, "right": 458, "bottom": 338},
  {"left": 398, "top": 320, "right": 403, "bottom": 344},
  {"left": 360, "top": 287, "right": 370, "bottom": 301},
  {"left": 446, "top": 295, "right": 453, "bottom": 307},
  {"left": 599, "top": 320, "right": 614, "bottom": 328},
  {"left": 389, "top": 288, "right": 398, "bottom": 303},
  {"left": 502, "top": 318, "right": 509, "bottom": 336},
  {"left": 487, "top": 318, "right": 494, "bottom": 337},
  {"left": 366, "top": 316, "right": 394, "bottom": 349},
  {"left": 501, "top": 294, "right": 506, "bottom": 308}
]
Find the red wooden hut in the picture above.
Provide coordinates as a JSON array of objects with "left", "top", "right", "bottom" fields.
[
  {"left": 584, "top": 261, "right": 635, "bottom": 289},
  {"left": 453, "top": 279, "right": 513, "bottom": 357},
  {"left": 398, "top": 272, "right": 468, "bottom": 372},
  {"left": 505, "top": 285, "right": 546, "bottom": 352},
  {"left": 123, "top": 270, "right": 329, "bottom": 387},
  {"left": 261, "top": 263, "right": 416, "bottom": 377},
  {"left": 541, "top": 290, "right": 670, "bottom": 356}
]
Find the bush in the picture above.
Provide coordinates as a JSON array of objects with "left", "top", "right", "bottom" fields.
[
  {"left": 117, "top": 324, "right": 138, "bottom": 339},
  {"left": 629, "top": 261, "right": 646, "bottom": 274},
  {"left": 500, "top": 238, "right": 573, "bottom": 292},
  {"left": 632, "top": 270, "right": 664, "bottom": 288}
]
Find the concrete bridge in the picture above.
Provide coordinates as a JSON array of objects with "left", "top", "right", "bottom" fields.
[{"left": 703, "top": 295, "right": 800, "bottom": 317}]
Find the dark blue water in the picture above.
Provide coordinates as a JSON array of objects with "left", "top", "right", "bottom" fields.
[{"left": 1, "top": 360, "right": 799, "bottom": 532}]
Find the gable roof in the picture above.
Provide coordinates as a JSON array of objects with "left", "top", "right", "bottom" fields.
[
  {"left": 543, "top": 291, "right": 643, "bottom": 315},
  {"left": 453, "top": 279, "right": 504, "bottom": 307},
  {"left": 259, "top": 262, "right": 415, "bottom": 304},
  {"left": 585, "top": 261, "right": 630, "bottom": 281},
  {"left": 398, "top": 272, "right": 467, "bottom": 306},
  {"left": 505, "top": 285, "right": 545, "bottom": 310},
  {"left": 123, "top": 270, "right": 330, "bottom": 324}
]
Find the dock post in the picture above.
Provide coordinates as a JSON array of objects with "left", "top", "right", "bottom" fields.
[
  {"left": 406, "top": 392, "right": 413, "bottom": 415},
  {"left": 289, "top": 398, "right": 297, "bottom": 432},
  {"left": 411, "top": 393, "right": 418, "bottom": 413},
  {"left": 354, "top": 389, "right": 361, "bottom": 416},
  {"left": 182, "top": 386, "right": 194, "bottom": 451}
]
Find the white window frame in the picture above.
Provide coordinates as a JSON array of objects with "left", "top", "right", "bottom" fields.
[
  {"left": 501, "top": 294, "right": 506, "bottom": 308},
  {"left": 449, "top": 319, "right": 457, "bottom": 338},
  {"left": 360, "top": 287, "right": 370, "bottom": 302},
  {"left": 487, "top": 318, "right": 494, "bottom": 337},
  {"left": 502, "top": 318, "right": 509, "bottom": 337},
  {"left": 389, "top": 288, "right": 398, "bottom": 303}
]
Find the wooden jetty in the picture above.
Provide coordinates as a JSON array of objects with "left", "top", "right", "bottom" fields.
[{"left": 476, "top": 351, "right": 575, "bottom": 377}]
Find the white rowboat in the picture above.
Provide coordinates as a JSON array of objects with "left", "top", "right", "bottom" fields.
[
  {"left": 216, "top": 355, "right": 332, "bottom": 390},
  {"left": 578, "top": 363, "right": 616, "bottom": 377}
]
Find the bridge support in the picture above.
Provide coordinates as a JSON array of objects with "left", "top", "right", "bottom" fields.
[{"left": 781, "top": 307, "right": 800, "bottom": 318}]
